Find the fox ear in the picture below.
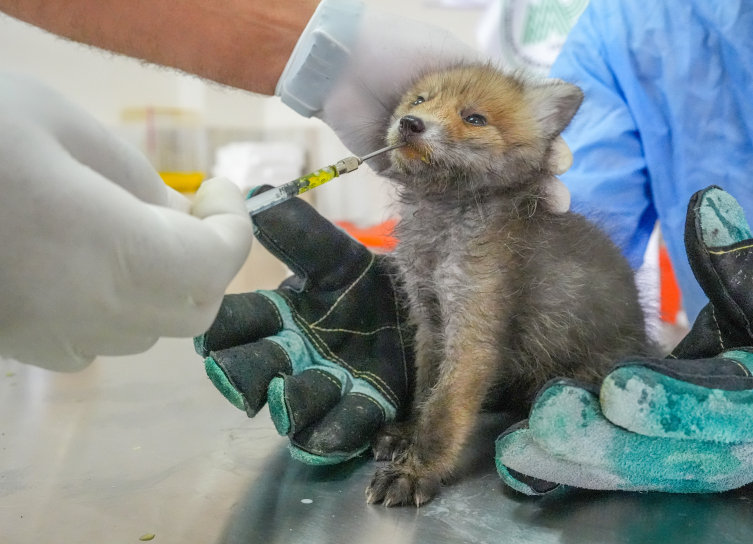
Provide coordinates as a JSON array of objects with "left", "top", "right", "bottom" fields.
[{"left": 527, "top": 80, "right": 584, "bottom": 139}]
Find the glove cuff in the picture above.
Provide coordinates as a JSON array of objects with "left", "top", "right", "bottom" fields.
[{"left": 275, "top": 0, "right": 364, "bottom": 117}]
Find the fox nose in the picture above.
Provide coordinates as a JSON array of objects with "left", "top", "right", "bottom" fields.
[{"left": 399, "top": 115, "right": 426, "bottom": 138}]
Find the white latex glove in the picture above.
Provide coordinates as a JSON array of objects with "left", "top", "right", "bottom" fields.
[
  {"left": 0, "top": 73, "right": 253, "bottom": 372},
  {"left": 546, "top": 136, "right": 573, "bottom": 213},
  {"left": 276, "top": 0, "right": 571, "bottom": 210}
]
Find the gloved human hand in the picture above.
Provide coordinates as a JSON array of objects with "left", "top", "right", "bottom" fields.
[
  {"left": 194, "top": 187, "right": 414, "bottom": 464},
  {"left": 496, "top": 186, "right": 753, "bottom": 495},
  {"left": 0, "top": 72, "right": 253, "bottom": 371},
  {"left": 276, "top": 0, "right": 479, "bottom": 163}
]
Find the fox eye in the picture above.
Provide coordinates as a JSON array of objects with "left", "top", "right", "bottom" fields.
[
  {"left": 412, "top": 96, "right": 425, "bottom": 106},
  {"left": 464, "top": 114, "right": 487, "bottom": 126}
]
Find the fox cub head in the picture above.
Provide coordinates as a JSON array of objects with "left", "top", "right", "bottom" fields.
[{"left": 386, "top": 63, "right": 582, "bottom": 196}]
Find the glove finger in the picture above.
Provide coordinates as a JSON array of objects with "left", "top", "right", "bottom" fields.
[
  {"left": 497, "top": 418, "right": 753, "bottom": 494},
  {"left": 497, "top": 422, "right": 649, "bottom": 493},
  {"left": 287, "top": 392, "right": 386, "bottom": 465},
  {"left": 1, "top": 73, "right": 169, "bottom": 206},
  {"left": 267, "top": 368, "right": 344, "bottom": 436},
  {"left": 523, "top": 379, "right": 753, "bottom": 492},
  {"left": 250, "top": 186, "right": 374, "bottom": 290},
  {"left": 204, "top": 339, "right": 294, "bottom": 417},
  {"left": 1, "top": 136, "right": 248, "bottom": 356},
  {"left": 165, "top": 186, "right": 193, "bottom": 213},
  {"left": 59, "top": 122, "right": 169, "bottom": 207},
  {"left": 194, "top": 292, "right": 284, "bottom": 357},
  {"left": 494, "top": 421, "right": 562, "bottom": 496},
  {"left": 602, "top": 349, "right": 753, "bottom": 442},
  {"left": 115, "top": 177, "right": 253, "bottom": 337},
  {"left": 685, "top": 186, "right": 753, "bottom": 334}
]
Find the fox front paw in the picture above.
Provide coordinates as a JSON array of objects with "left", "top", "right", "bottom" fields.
[
  {"left": 372, "top": 422, "right": 414, "bottom": 461},
  {"left": 365, "top": 462, "right": 440, "bottom": 507}
]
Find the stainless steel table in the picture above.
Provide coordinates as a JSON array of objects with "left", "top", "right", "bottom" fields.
[{"left": 2, "top": 338, "right": 752, "bottom": 544}]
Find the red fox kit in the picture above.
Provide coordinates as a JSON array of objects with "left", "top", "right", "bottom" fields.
[{"left": 366, "top": 64, "right": 650, "bottom": 506}]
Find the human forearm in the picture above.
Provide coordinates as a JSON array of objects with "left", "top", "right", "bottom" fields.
[{"left": 0, "top": 0, "right": 318, "bottom": 94}]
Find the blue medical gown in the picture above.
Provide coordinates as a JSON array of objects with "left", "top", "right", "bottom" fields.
[{"left": 550, "top": 0, "right": 753, "bottom": 321}]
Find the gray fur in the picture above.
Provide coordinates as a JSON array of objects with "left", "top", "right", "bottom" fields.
[{"left": 393, "top": 198, "right": 649, "bottom": 404}]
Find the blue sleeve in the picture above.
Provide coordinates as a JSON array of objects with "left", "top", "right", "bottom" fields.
[{"left": 549, "top": 4, "right": 656, "bottom": 270}]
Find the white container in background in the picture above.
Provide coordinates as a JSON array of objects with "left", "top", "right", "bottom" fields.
[{"left": 212, "top": 141, "right": 306, "bottom": 194}]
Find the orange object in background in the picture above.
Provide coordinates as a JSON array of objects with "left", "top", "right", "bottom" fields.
[
  {"left": 659, "top": 245, "right": 682, "bottom": 324},
  {"left": 336, "top": 219, "right": 399, "bottom": 253}
]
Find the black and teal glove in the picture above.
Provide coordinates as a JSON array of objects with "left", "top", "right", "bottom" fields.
[
  {"left": 496, "top": 186, "right": 753, "bottom": 495},
  {"left": 194, "top": 187, "right": 414, "bottom": 465}
]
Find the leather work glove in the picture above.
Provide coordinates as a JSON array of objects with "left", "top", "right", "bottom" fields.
[
  {"left": 496, "top": 186, "right": 753, "bottom": 495},
  {"left": 0, "top": 72, "right": 253, "bottom": 371},
  {"left": 194, "top": 187, "right": 414, "bottom": 465}
]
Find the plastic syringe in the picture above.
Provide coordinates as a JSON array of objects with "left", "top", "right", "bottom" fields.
[{"left": 245, "top": 143, "right": 405, "bottom": 216}]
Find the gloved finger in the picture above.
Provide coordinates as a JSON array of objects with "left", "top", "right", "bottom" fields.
[
  {"left": 1, "top": 136, "right": 248, "bottom": 360},
  {"left": 497, "top": 422, "right": 659, "bottom": 494},
  {"left": 194, "top": 292, "right": 284, "bottom": 357},
  {"left": 165, "top": 186, "right": 193, "bottom": 213},
  {"left": 60, "top": 123, "right": 169, "bottom": 207},
  {"left": 191, "top": 177, "right": 247, "bottom": 219},
  {"left": 549, "top": 136, "right": 573, "bottom": 175},
  {"left": 251, "top": 186, "right": 374, "bottom": 290},
  {"left": 0, "top": 326, "right": 96, "bottom": 373},
  {"left": 0, "top": 72, "right": 169, "bottom": 206},
  {"left": 685, "top": 186, "right": 753, "bottom": 334},
  {"left": 500, "top": 379, "right": 753, "bottom": 493},
  {"left": 204, "top": 339, "right": 294, "bottom": 417},
  {"left": 601, "top": 349, "right": 753, "bottom": 442},
  {"left": 497, "top": 420, "right": 753, "bottom": 494},
  {"left": 0, "top": 306, "right": 160, "bottom": 371},
  {"left": 543, "top": 176, "right": 571, "bottom": 214},
  {"left": 495, "top": 421, "right": 562, "bottom": 496},
  {"left": 114, "top": 177, "right": 253, "bottom": 337},
  {"left": 74, "top": 331, "right": 159, "bottom": 360},
  {"left": 287, "top": 392, "right": 387, "bottom": 465},
  {"left": 203, "top": 304, "right": 347, "bottom": 417},
  {"left": 267, "top": 368, "right": 344, "bottom": 436},
  {"left": 496, "top": 422, "right": 573, "bottom": 495},
  {"left": 202, "top": 289, "right": 339, "bottom": 413},
  {"left": 38, "top": 144, "right": 252, "bottom": 340}
]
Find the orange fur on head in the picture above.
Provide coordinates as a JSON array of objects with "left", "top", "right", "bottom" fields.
[{"left": 389, "top": 64, "right": 540, "bottom": 160}]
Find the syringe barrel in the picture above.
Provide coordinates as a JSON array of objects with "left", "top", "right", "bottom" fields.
[
  {"left": 244, "top": 165, "right": 339, "bottom": 216},
  {"left": 245, "top": 183, "right": 298, "bottom": 216}
]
